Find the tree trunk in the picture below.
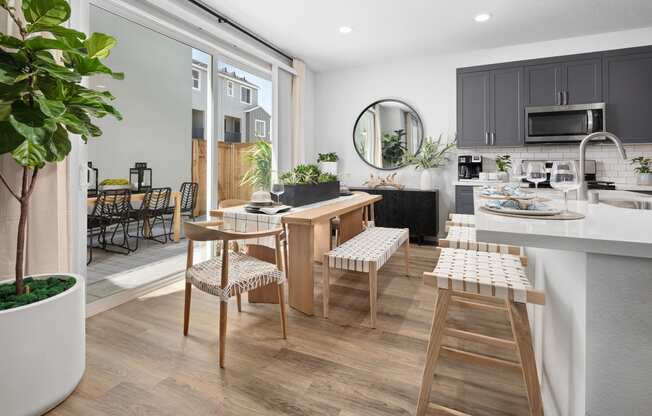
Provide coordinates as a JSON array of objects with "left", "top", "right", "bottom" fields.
[
  {"left": 14, "top": 167, "right": 31, "bottom": 295},
  {"left": 15, "top": 198, "right": 28, "bottom": 295}
]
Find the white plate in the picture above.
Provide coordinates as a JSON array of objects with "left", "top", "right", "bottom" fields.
[
  {"left": 483, "top": 204, "right": 561, "bottom": 216},
  {"left": 480, "top": 193, "right": 536, "bottom": 200}
]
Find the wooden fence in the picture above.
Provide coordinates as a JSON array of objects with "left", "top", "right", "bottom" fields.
[{"left": 217, "top": 142, "right": 254, "bottom": 203}]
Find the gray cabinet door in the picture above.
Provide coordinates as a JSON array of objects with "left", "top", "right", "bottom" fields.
[
  {"left": 563, "top": 58, "right": 602, "bottom": 104},
  {"left": 455, "top": 185, "right": 475, "bottom": 215},
  {"left": 603, "top": 49, "right": 652, "bottom": 143},
  {"left": 524, "top": 63, "right": 562, "bottom": 106},
  {"left": 490, "top": 67, "right": 524, "bottom": 146},
  {"left": 457, "top": 71, "right": 490, "bottom": 148}
]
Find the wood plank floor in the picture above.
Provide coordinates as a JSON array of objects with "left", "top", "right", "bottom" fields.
[{"left": 48, "top": 245, "right": 530, "bottom": 416}]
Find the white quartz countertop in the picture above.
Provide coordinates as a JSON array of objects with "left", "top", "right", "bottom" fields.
[{"left": 474, "top": 189, "right": 652, "bottom": 258}]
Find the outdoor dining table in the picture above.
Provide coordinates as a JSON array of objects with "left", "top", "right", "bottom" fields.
[
  {"left": 86, "top": 191, "right": 182, "bottom": 242},
  {"left": 210, "top": 192, "right": 382, "bottom": 315}
]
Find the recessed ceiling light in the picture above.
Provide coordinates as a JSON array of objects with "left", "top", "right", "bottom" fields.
[
  {"left": 474, "top": 13, "right": 491, "bottom": 22},
  {"left": 339, "top": 26, "right": 353, "bottom": 34}
]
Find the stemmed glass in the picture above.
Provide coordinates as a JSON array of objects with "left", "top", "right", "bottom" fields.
[
  {"left": 271, "top": 183, "right": 285, "bottom": 205},
  {"left": 510, "top": 160, "right": 527, "bottom": 184},
  {"left": 526, "top": 161, "right": 547, "bottom": 189},
  {"left": 550, "top": 161, "right": 579, "bottom": 213}
]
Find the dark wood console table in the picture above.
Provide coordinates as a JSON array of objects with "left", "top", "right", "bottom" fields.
[{"left": 349, "top": 187, "right": 438, "bottom": 244}]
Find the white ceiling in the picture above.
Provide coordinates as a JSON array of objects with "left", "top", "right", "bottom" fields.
[{"left": 202, "top": 0, "right": 652, "bottom": 72}]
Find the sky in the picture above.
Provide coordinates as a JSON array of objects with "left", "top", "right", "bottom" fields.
[{"left": 192, "top": 49, "right": 273, "bottom": 115}]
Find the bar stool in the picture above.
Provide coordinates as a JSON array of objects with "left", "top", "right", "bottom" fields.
[
  {"left": 446, "top": 213, "right": 475, "bottom": 230},
  {"left": 417, "top": 247, "right": 545, "bottom": 416},
  {"left": 440, "top": 225, "right": 522, "bottom": 255}
]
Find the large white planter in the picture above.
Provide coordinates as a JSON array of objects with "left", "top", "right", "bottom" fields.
[
  {"left": 419, "top": 169, "right": 433, "bottom": 190},
  {"left": 319, "top": 161, "right": 338, "bottom": 176},
  {"left": 637, "top": 173, "right": 652, "bottom": 186},
  {"left": 0, "top": 273, "right": 85, "bottom": 416}
]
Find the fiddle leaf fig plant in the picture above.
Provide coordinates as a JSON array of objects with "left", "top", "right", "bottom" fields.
[{"left": 0, "top": 0, "right": 123, "bottom": 296}]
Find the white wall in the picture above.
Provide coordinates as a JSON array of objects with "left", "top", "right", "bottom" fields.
[
  {"left": 87, "top": 6, "right": 192, "bottom": 192},
  {"left": 312, "top": 26, "right": 652, "bottom": 232}
]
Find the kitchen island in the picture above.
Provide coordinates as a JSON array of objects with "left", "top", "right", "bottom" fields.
[{"left": 473, "top": 189, "right": 652, "bottom": 416}]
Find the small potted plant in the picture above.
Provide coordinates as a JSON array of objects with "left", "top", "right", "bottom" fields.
[
  {"left": 317, "top": 152, "right": 338, "bottom": 176},
  {"left": 403, "top": 135, "right": 456, "bottom": 190},
  {"left": 631, "top": 156, "right": 652, "bottom": 185},
  {"left": 279, "top": 164, "right": 339, "bottom": 206},
  {"left": 495, "top": 155, "right": 512, "bottom": 182},
  {"left": 0, "top": 1, "right": 122, "bottom": 414}
]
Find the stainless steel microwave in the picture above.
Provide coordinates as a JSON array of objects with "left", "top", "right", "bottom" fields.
[{"left": 525, "top": 103, "right": 606, "bottom": 144}]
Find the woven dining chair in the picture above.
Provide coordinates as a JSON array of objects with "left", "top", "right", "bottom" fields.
[{"left": 183, "top": 220, "right": 288, "bottom": 368}]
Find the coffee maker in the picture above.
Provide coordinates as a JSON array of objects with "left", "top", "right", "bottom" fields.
[{"left": 458, "top": 155, "right": 482, "bottom": 179}]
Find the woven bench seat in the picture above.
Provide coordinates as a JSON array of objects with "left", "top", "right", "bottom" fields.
[
  {"left": 323, "top": 227, "right": 410, "bottom": 328},
  {"left": 439, "top": 226, "right": 521, "bottom": 255},
  {"left": 447, "top": 213, "right": 475, "bottom": 227}
]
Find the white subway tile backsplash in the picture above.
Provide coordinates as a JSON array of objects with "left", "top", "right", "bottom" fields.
[{"left": 460, "top": 142, "right": 652, "bottom": 184}]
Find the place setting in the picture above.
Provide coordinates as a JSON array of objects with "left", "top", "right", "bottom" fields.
[
  {"left": 244, "top": 185, "right": 293, "bottom": 215},
  {"left": 479, "top": 161, "right": 585, "bottom": 220}
]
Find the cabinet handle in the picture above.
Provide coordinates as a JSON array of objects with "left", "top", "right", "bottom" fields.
[
  {"left": 564, "top": 91, "right": 569, "bottom": 105},
  {"left": 485, "top": 131, "right": 489, "bottom": 145},
  {"left": 557, "top": 91, "right": 562, "bottom": 105},
  {"left": 490, "top": 132, "right": 495, "bottom": 145}
]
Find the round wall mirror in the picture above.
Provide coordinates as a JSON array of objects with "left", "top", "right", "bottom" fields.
[{"left": 353, "top": 99, "right": 424, "bottom": 170}]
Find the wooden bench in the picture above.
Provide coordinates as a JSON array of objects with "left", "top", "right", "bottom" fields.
[
  {"left": 439, "top": 225, "right": 522, "bottom": 255},
  {"left": 323, "top": 227, "right": 409, "bottom": 328}
]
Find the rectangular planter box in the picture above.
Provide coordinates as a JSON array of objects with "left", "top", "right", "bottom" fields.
[{"left": 280, "top": 181, "right": 340, "bottom": 207}]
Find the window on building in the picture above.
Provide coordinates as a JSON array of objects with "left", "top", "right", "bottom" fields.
[
  {"left": 255, "top": 119, "right": 266, "bottom": 138},
  {"left": 192, "top": 68, "right": 200, "bottom": 90},
  {"left": 240, "top": 86, "right": 252, "bottom": 104},
  {"left": 225, "top": 80, "right": 234, "bottom": 97}
]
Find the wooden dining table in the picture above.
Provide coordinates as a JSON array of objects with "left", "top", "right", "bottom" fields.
[
  {"left": 211, "top": 192, "right": 382, "bottom": 315},
  {"left": 87, "top": 191, "right": 182, "bottom": 242}
]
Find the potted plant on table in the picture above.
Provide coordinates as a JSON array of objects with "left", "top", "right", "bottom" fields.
[
  {"left": 317, "top": 152, "right": 338, "bottom": 176},
  {"left": 0, "top": 1, "right": 122, "bottom": 414},
  {"left": 631, "top": 156, "right": 652, "bottom": 185},
  {"left": 403, "top": 135, "right": 456, "bottom": 190},
  {"left": 495, "top": 154, "right": 512, "bottom": 182},
  {"left": 279, "top": 164, "right": 339, "bottom": 206}
]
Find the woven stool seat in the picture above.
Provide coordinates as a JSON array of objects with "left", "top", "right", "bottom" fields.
[
  {"left": 427, "top": 248, "right": 544, "bottom": 305},
  {"left": 440, "top": 226, "right": 521, "bottom": 255},
  {"left": 326, "top": 227, "right": 409, "bottom": 272}
]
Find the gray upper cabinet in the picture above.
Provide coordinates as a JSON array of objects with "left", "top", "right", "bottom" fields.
[
  {"left": 525, "top": 63, "right": 562, "bottom": 106},
  {"left": 491, "top": 67, "right": 524, "bottom": 146},
  {"left": 457, "top": 45, "right": 652, "bottom": 147},
  {"left": 563, "top": 58, "right": 602, "bottom": 104},
  {"left": 603, "top": 48, "right": 652, "bottom": 143},
  {"left": 457, "top": 67, "right": 522, "bottom": 148},
  {"left": 457, "top": 71, "right": 490, "bottom": 147}
]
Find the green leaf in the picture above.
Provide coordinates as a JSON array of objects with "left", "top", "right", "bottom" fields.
[
  {"left": 84, "top": 33, "right": 117, "bottom": 59},
  {"left": 11, "top": 137, "right": 47, "bottom": 168},
  {"left": 0, "top": 35, "right": 24, "bottom": 49},
  {"left": 0, "top": 62, "right": 21, "bottom": 84},
  {"left": 22, "top": 0, "right": 71, "bottom": 27},
  {"left": 33, "top": 57, "right": 81, "bottom": 82},
  {"left": 69, "top": 55, "right": 123, "bottom": 79},
  {"left": 0, "top": 121, "right": 24, "bottom": 154},
  {"left": 9, "top": 101, "right": 57, "bottom": 142},
  {"left": 0, "top": 81, "right": 28, "bottom": 101},
  {"left": 37, "top": 77, "right": 69, "bottom": 100},
  {"left": 35, "top": 95, "right": 65, "bottom": 118},
  {"left": 27, "top": 23, "right": 86, "bottom": 42},
  {"left": 0, "top": 101, "right": 10, "bottom": 121},
  {"left": 42, "top": 124, "right": 71, "bottom": 161},
  {"left": 67, "top": 95, "right": 122, "bottom": 120},
  {"left": 25, "top": 36, "right": 75, "bottom": 52},
  {"left": 59, "top": 111, "right": 90, "bottom": 136}
]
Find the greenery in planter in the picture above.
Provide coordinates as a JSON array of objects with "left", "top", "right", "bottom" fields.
[
  {"left": 381, "top": 132, "right": 407, "bottom": 167},
  {"left": 0, "top": 0, "right": 123, "bottom": 298},
  {"left": 403, "top": 134, "right": 456, "bottom": 170},
  {"left": 631, "top": 156, "right": 651, "bottom": 174},
  {"left": 0, "top": 276, "right": 75, "bottom": 310},
  {"left": 495, "top": 154, "right": 512, "bottom": 172},
  {"left": 241, "top": 140, "right": 272, "bottom": 191},
  {"left": 317, "top": 152, "right": 338, "bottom": 162},
  {"left": 279, "top": 164, "right": 337, "bottom": 185}
]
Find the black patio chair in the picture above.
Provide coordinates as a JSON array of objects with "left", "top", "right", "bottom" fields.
[
  {"left": 130, "top": 187, "right": 172, "bottom": 245},
  {"left": 167, "top": 182, "right": 199, "bottom": 238},
  {"left": 88, "top": 189, "right": 134, "bottom": 258}
]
